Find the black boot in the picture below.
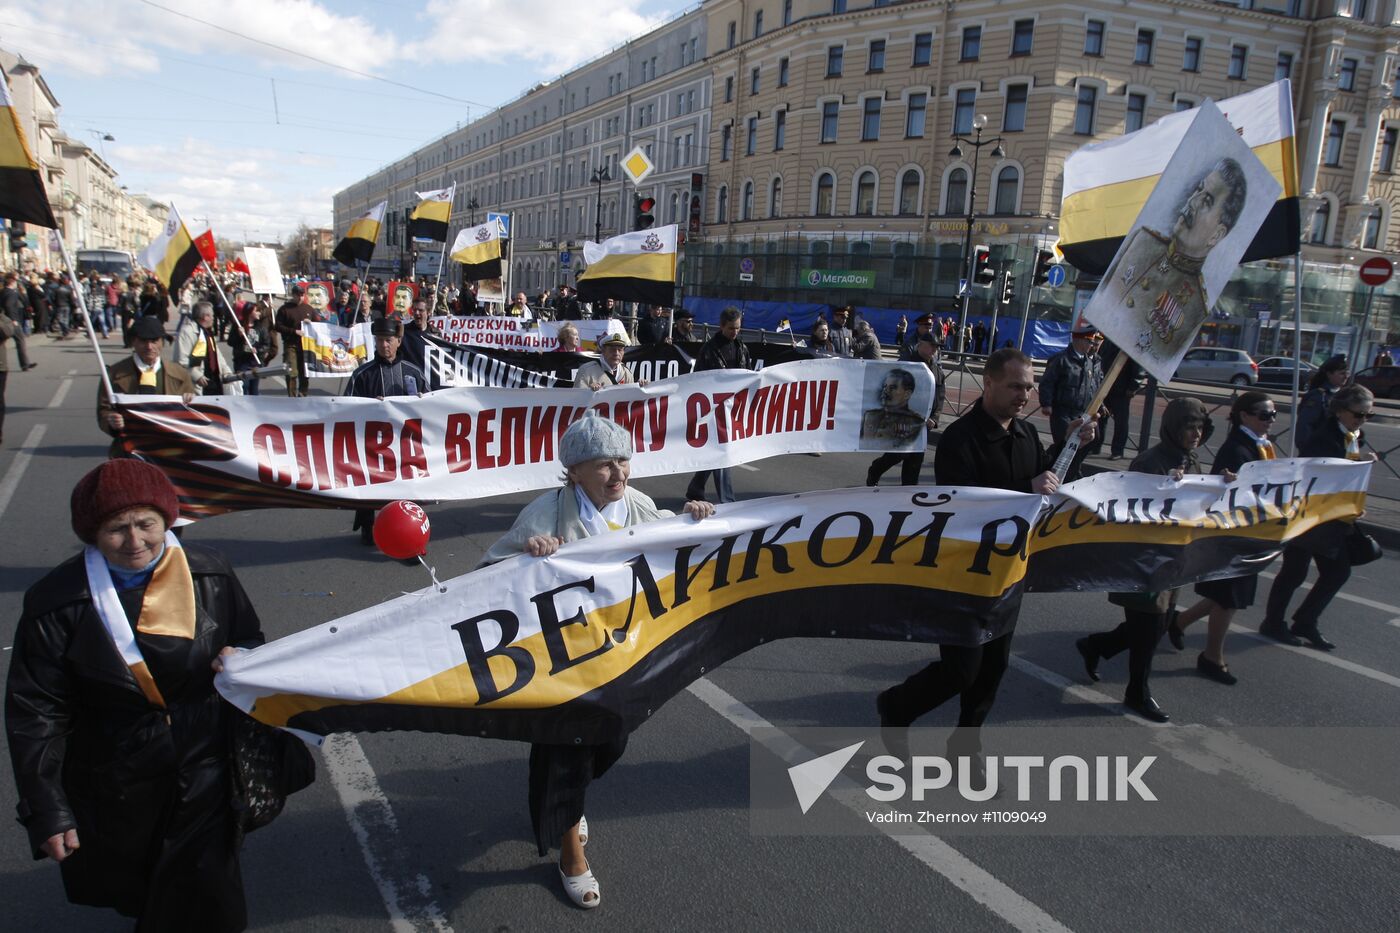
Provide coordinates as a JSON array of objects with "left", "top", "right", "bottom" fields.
[
  {"left": 1290, "top": 622, "right": 1335, "bottom": 651},
  {"left": 1075, "top": 637, "right": 1100, "bottom": 682},
  {"left": 1259, "top": 618, "right": 1304, "bottom": 646},
  {"left": 1124, "top": 692, "right": 1169, "bottom": 723}
]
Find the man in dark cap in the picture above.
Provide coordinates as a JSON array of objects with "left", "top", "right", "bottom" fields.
[
  {"left": 97, "top": 316, "right": 198, "bottom": 455},
  {"left": 829, "top": 305, "right": 854, "bottom": 357},
  {"left": 345, "top": 317, "right": 429, "bottom": 544},
  {"left": 274, "top": 283, "right": 312, "bottom": 397},
  {"left": 673, "top": 308, "right": 696, "bottom": 343}
]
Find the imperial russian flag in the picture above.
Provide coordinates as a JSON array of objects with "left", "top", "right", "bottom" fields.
[
  {"left": 577, "top": 224, "right": 678, "bottom": 307},
  {"left": 333, "top": 200, "right": 387, "bottom": 266},
  {"left": 138, "top": 204, "right": 203, "bottom": 296},
  {"left": 407, "top": 187, "right": 452, "bottom": 242},
  {"left": 448, "top": 220, "right": 503, "bottom": 281},
  {"left": 0, "top": 75, "right": 58, "bottom": 228}
]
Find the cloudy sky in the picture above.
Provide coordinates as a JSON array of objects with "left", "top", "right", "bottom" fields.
[{"left": 1, "top": 0, "right": 683, "bottom": 243}]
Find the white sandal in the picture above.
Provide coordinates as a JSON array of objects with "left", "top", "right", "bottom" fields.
[
  {"left": 558, "top": 860, "right": 600, "bottom": 908},
  {"left": 578, "top": 814, "right": 588, "bottom": 847}
]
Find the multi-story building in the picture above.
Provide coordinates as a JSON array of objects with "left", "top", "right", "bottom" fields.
[{"left": 334, "top": 7, "right": 710, "bottom": 295}]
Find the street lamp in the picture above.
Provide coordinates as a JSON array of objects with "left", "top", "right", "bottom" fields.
[
  {"left": 465, "top": 195, "right": 480, "bottom": 226},
  {"left": 85, "top": 129, "right": 114, "bottom": 160},
  {"left": 949, "top": 113, "right": 1004, "bottom": 357},
  {"left": 591, "top": 165, "right": 610, "bottom": 243}
]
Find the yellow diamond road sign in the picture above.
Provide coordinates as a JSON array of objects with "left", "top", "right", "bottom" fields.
[{"left": 622, "top": 146, "right": 655, "bottom": 184}]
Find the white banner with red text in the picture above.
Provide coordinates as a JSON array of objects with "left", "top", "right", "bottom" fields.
[{"left": 431, "top": 316, "right": 627, "bottom": 352}]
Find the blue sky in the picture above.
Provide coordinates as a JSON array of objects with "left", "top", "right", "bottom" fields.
[{"left": 1, "top": 0, "right": 685, "bottom": 242}]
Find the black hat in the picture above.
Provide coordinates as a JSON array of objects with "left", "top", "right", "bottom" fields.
[
  {"left": 130, "top": 316, "right": 171, "bottom": 341},
  {"left": 914, "top": 312, "right": 935, "bottom": 325},
  {"left": 290, "top": 283, "right": 306, "bottom": 296},
  {"left": 675, "top": 309, "right": 694, "bottom": 320},
  {"left": 372, "top": 317, "right": 403, "bottom": 337}
]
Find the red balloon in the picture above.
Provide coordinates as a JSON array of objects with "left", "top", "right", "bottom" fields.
[{"left": 374, "top": 500, "right": 431, "bottom": 559}]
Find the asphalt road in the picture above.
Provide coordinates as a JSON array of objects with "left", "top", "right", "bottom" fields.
[{"left": 3, "top": 334, "right": 1400, "bottom": 932}]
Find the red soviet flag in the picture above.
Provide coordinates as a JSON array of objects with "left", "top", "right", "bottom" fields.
[{"left": 194, "top": 229, "right": 218, "bottom": 264}]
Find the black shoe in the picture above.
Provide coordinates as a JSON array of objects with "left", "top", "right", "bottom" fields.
[
  {"left": 1259, "top": 620, "right": 1303, "bottom": 646},
  {"left": 1075, "top": 637, "right": 1100, "bottom": 682},
  {"left": 1290, "top": 623, "right": 1336, "bottom": 651},
  {"left": 359, "top": 525, "right": 374, "bottom": 546},
  {"left": 1196, "top": 653, "right": 1238, "bottom": 685},
  {"left": 1166, "top": 615, "right": 1186, "bottom": 651},
  {"left": 1124, "top": 693, "right": 1170, "bottom": 723},
  {"left": 865, "top": 468, "right": 880, "bottom": 487},
  {"left": 875, "top": 690, "right": 909, "bottom": 761},
  {"left": 22, "top": 362, "right": 36, "bottom": 371},
  {"left": 1108, "top": 453, "right": 1123, "bottom": 461}
]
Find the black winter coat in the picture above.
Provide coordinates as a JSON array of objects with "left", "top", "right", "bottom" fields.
[
  {"left": 1294, "top": 416, "right": 1363, "bottom": 560},
  {"left": 5, "top": 546, "right": 263, "bottom": 931}
]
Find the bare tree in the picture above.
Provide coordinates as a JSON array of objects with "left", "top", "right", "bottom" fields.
[{"left": 280, "top": 223, "right": 316, "bottom": 276}]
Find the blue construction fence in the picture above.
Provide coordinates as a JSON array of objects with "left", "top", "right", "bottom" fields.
[{"left": 679, "top": 297, "right": 1074, "bottom": 360}]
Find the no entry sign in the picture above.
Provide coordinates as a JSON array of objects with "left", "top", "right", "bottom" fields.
[{"left": 1359, "top": 256, "right": 1393, "bottom": 287}]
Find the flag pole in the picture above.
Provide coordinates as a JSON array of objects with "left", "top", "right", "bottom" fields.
[
  {"left": 54, "top": 228, "right": 114, "bottom": 401},
  {"left": 203, "top": 262, "right": 262, "bottom": 368},
  {"left": 434, "top": 184, "right": 454, "bottom": 307}
]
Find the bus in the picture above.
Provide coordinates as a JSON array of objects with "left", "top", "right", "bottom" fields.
[{"left": 74, "top": 248, "right": 136, "bottom": 282}]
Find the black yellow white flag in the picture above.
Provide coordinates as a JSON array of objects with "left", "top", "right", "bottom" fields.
[
  {"left": 138, "top": 204, "right": 202, "bottom": 296},
  {"left": 577, "top": 224, "right": 678, "bottom": 306},
  {"left": 449, "top": 220, "right": 503, "bottom": 280},
  {"left": 407, "top": 186, "right": 453, "bottom": 242},
  {"left": 333, "top": 200, "right": 387, "bottom": 266},
  {"left": 0, "top": 76, "right": 58, "bottom": 228},
  {"left": 1060, "top": 81, "right": 1299, "bottom": 274}
]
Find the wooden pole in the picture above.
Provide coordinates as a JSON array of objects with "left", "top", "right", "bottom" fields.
[
  {"left": 1049, "top": 351, "right": 1127, "bottom": 481},
  {"left": 54, "top": 229, "right": 114, "bottom": 401}
]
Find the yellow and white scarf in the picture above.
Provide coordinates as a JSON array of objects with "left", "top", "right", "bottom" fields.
[{"left": 574, "top": 485, "right": 629, "bottom": 536}]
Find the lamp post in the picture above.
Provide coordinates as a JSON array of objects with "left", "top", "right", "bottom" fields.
[
  {"left": 85, "top": 129, "right": 114, "bottom": 160},
  {"left": 949, "top": 114, "right": 1004, "bottom": 358},
  {"left": 591, "top": 165, "right": 610, "bottom": 243},
  {"left": 465, "top": 195, "right": 480, "bottom": 226}
]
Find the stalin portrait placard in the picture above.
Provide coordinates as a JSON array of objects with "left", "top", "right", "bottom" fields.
[{"left": 1081, "top": 101, "right": 1281, "bottom": 385}]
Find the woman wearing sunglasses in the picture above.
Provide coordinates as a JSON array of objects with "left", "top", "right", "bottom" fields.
[
  {"left": 1168, "top": 391, "right": 1276, "bottom": 684},
  {"left": 1259, "top": 383, "right": 1377, "bottom": 650}
]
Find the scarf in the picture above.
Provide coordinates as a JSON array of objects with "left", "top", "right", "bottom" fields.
[
  {"left": 84, "top": 531, "right": 196, "bottom": 708},
  {"left": 1345, "top": 429, "right": 1362, "bottom": 460},
  {"left": 134, "top": 353, "right": 162, "bottom": 388},
  {"left": 574, "top": 484, "right": 629, "bottom": 537}
]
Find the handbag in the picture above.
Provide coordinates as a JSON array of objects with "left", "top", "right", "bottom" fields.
[
  {"left": 1346, "top": 525, "right": 1383, "bottom": 566},
  {"left": 228, "top": 705, "right": 316, "bottom": 837}
]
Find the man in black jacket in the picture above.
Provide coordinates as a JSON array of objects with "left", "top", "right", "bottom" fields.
[
  {"left": 1, "top": 272, "right": 34, "bottom": 371},
  {"left": 684, "top": 307, "right": 750, "bottom": 503},
  {"left": 877, "top": 348, "right": 1093, "bottom": 759}
]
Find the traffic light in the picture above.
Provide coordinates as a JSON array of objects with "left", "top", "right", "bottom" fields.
[
  {"left": 633, "top": 195, "right": 656, "bottom": 230},
  {"left": 1000, "top": 271, "right": 1016, "bottom": 306},
  {"left": 973, "top": 245, "right": 995, "bottom": 285},
  {"left": 8, "top": 221, "right": 25, "bottom": 254},
  {"left": 1033, "top": 248, "right": 1056, "bottom": 286}
]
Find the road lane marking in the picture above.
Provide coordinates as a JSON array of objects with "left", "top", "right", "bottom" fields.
[
  {"left": 46, "top": 369, "right": 78, "bottom": 409},
  {"left": 1258, "top": 570, "right": 1400, "bottom": 617},
  {"left": 1008, "top": 654, "right": 1400, "bottom": 853},
  {"left": 737, "top": 463, "right": 760, "bottom": 472},
  {"left": 1227, "top": 625, "right": 1400, "bottom": 689},
  {"left": 0, "top": 425, "right": 47, "bottom": 527},
  {"left": 321, "top": 733, "right": 453, "bottom": 933},
  {"left": 686, "top": 676, "right": 1073, "bottom": 933}
]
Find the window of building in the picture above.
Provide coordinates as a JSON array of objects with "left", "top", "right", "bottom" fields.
[
  {"left": 1309, "top": 200, "right": 1329, "bottom": 244},
  {"left": 721, "top": 124, "right": 732, "bottom": 161},
  {"left": 898, "top": 170, "right": 920, "bottom": 215},
  {"left": 770, "top": 177, "right": 783, "bottom": 218},
  {"left": 816, "top": 172, "right": 835, "bottom": 215},
  {"left": 1326, "top": 119, "right": 1346, "bottom": 166},
  {"left": 1176, "top": 97, "right": 1196, "bottom": 112},
  {"left": 1229, "top": 44, "right": 1247, "bottom": 80},
  {"left": 1382, "top": 126, "right": 1398, "bottom": 172},
  {"left": 1340, "top": 57, "right": 1358, "bottom": 91},
  {"left": 727, "top": 21, "right": 736, "bottom": 49},
  {"left": 751, "top": 66, "right": 760, "bottom": 95},
  {"left": 717, "top": 185, "right": 728, "bottom": 222},
  {"left": 1085, "top": 20, "right": 1104, "bottom": 57},
  {"left": 913, "top": 32, "right": 933, "bottom": 67},
  {"left": 1075, "top": 85, "right": 1098, "bottom": 134},
  {"left": 994, "top": 165, "right": 1019, "bottom": 214},
  {"left": 961, "top": 26, "right": 981, "bottom": 61},
  {"left": 869, "top": 39, "right": 886, "bottom": 72},
  {"left": 783, "top": 0, "right": 793, "bottom": 26},
  {"left": 775, "top": 110, "right": 787, "bottom": 149},
  {"left": 1341, "top": 0, "right": 1369, "bottom": 18},
  {"left": 1183, "top": 37, "right": 1202, "bottom": 72},
  {"left": 1126, "top": 93, "right": 1147, "bottom": 132},
  {"left": 747, "top": 116, "right": 758, "bottom": 155},
  {"left": 944, "top": 167, "right": 968, "bottom": 215},
  {"left": 862, "top": 97, "right": 882, "bottom": 140},
  {"left": 1363, "top": 205, "right": 1384, "bottom": 249},
  {"left": 1276, "top": 51, "right": 1294, "bottom": 82},
  {"left": 821, "top": 101, "right": 840, "bottom": 142},
  {"left": 754, "top": 9, "right": 763, "bottom": 37},
  {"left": 742, "top": 181, "right": 754, "bottom": 220},
  {"left": 1135, "top": 29, "right": 1154, "bottom": 65},
  {"left": 779, "top": 57, "right": 789, "bottom": 87},
  {"left": 1012, "top": 19, "right": 1034, "bottom": 57},
  {"left": 725, "top": 76, "right": 734, "bottom": 102},
  {"left": 906, "top": 92, "right": 927, "bottom": 138},
  {"left": 827, "top": 46, "right": 844, "bottom": 77},
  {"left": 1003, "top": 84, "right": 1027, "bottom": 132},
  {"left": 954, "top": 87, "right": 976, "bottom": 135},
  {"left": 833, "top": 0, "right": 847, "bottom": 11},
  {"left": 854, "top": 171, "right": 876, "bottom": 215}
]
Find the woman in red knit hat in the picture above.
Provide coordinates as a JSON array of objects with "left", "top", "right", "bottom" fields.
[{"left": 6, "top": 459, "right": 266, "bottom": 933}]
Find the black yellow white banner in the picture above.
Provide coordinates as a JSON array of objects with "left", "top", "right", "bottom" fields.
[
  {"left": 408, "top": 186, "right": 453, "bottom": 242},
  {"left": 448, "top": 221, "right": 503, "bottom": 280},
  {"left": 578, "top": 224, "right": 678, "bottom": 306},
  {"left": 300, "top": 321, "right": 372, "bottom": 377},
  {"left": 138, "top": 203, "right": 203, "bottom": 296},
  {"left": 333, "top": 200, "right": 387, "bottom": 266},
  {"left": 1060, "top": 80, "right": 1299, "bottom": 274},
  {"left": 215, "top": 459, "right": 1369, "bottom": 744},
  {"left": 0, "top": 76, "right": 58, "bottom": 228},
  {"left": 431, "top": 316, "right": 626, "bottom": 351},
  {"left": 109, "top": 358, "right": 933, "bottom": 519}
]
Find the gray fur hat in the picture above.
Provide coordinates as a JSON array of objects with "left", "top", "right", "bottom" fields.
[{"left": 560, "top": 410, "right": 633, "bottom": 467}]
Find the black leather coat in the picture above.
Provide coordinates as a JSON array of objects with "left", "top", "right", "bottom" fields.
[{"left": 5, "top": 545, "right": 263, "bottom": 931}]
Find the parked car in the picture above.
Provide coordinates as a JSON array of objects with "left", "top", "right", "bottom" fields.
[
  {"left": 1255, "top": 356, "right": 1316, "bottom": 389},
  {"left": 1353, "top": 365, "right": 1400, "bottom": 400},
  {"left": 1172, "top": 347, "right": 1258, "bottom": 385}
]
